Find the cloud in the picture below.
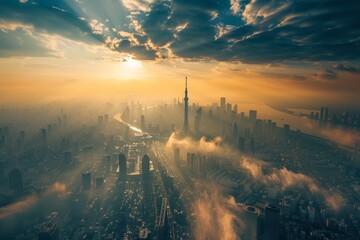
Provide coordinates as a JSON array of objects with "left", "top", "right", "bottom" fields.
[
  {"left": 0, "top": 182, "right": 66, "bottom": 219},
  {"left": 0, "top": 26, "right": 55, "bottom": 58},
  {"left": 167, "top": 133, "right": 345, "bottom": 211},
  {"left": 0, "top": 0, "right": 359, "bottom": 63},
  {"left": 192, "top": 188, "right": 242, "bottom": 240},
  {"left": 332, "top": 63, "right": 360, "bottom": 73},
  {"left": 241, "top": 157, "right": 345, "bottom": 211}
]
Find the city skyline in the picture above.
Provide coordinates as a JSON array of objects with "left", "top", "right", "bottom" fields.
[
  {"left": 0, "top": 0, "right": 359, "bottom": 109},
  {"left": 1, "top": 1, "right": 360, "bottom": 239}
]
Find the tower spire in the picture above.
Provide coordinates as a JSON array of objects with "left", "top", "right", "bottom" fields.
[{"left": 182, "top": 76, "right": 190, "bottom": 133}]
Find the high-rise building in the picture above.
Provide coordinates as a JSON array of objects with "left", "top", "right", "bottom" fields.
[
  {"left": 194, "top": 115, "right": 200, "bottom": 135},
  {"left": 241, "top": 205, "right": 260, "bottom": 240},
  {"left": 141, "top": 115, "right": 146, "bottom": 131},
  {"left": 142, "top": 154, "right": 150, "bottom": 177},
  {"left": 249, "top": 110, "right": 257, "bottom": 124},
  {"left": 264, "top": 204, "right": 280, "bottom": 240},
  {"left": 157, "top": 198, "right": 169, "bottom": 240},
  {"left": 9, "top": 168, "right": 23, "bottom": 197},
  {"left": 41, "top": 128, "right": 47, "bottom": 146},
  {"left": 38, "top": 222, "right": 59, "bottom": 240},
  {"left": 182, "top": 77, "right": 190, "bottom": 133},
  {"left": 64, "top": 151, "right": 72, "bottom": 164},
  {"left": 95, "top": 177, "right": 104, "bottom": 188},
  {"left": 355, "top": 141, "right": 360, "bottom": 162},
  {"left": 239, "top": 137, "right": 245, "bottom": 152},
  {"left": 220, "top": 97, "right": 226, "bottom": 114},
  {"left": 324, "top": 107, "right": 329, "bottom": 121},
  {"left": 232, "top": 122, "right": 238, "bottom": 140},
  {"left": 119, "top": 153, "right": 127, "bottom": 180},
  {"left": 82, "top": 171, "right": 91, "bottom": 190},
  {"left": 125, "top": 125, "right": 130, "bottom": 140},
  {"left": 250, "top": 137, "right": 255, "bottom": 155},
  {"left": 320, "top": 107, "right": 324, "bottom": 120}
]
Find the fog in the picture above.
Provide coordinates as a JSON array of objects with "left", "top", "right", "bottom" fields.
[{"left": 167, "top": 133, "right": 345, "bottom": 211}]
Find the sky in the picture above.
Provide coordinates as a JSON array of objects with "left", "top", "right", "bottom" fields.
[{"left": 0, "top": 0, "right": 359, "bottom": 109}]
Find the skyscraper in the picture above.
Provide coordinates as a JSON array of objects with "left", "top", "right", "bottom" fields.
[
  {"left": 119, "top": 153, "right": 127, "bottom": 180},
  {"left": 320, "top": 107, "right": 324, "bottom": 120},
  {"left": 324, "top": 107, "right": 329, "bottom": 121},
  {"left": 264, "top": 204, "right": 280, "bottom": 240},
  {"left": 232, "top": 122, "right": 238, "bottom": 140},
  {"left": 142, "top": 154, "right": 150, "bottom": 177},
  {"left": 220, "top": 97, "right": 226, "bottom": 114},
  {"left": 82, "top": 171, "right": 91, "bottom": 190},
  {"left": 141, "top": 115, "right": 146, "bottom": 131},
  {"left": 41, "top": 128, "right": 47, "bottom": 146},
  {"left": 9, "top": 168, "right": 23, "bottom": 197},
  {"left": 249, "top": 110, "right": 257, "bottom": 124},
  {"left": 239, "top": 137, "right": 245, "bottom": 152},
  {"left": 182, "top": 77, "right": 190, "bottom": 133},
  {"left": 194, "top": 115, "right": 200, "bottom": 135}
]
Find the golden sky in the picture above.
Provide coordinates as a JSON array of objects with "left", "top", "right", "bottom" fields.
[{"left": 0, "top": 0, "right": 359, "bottom": 109}]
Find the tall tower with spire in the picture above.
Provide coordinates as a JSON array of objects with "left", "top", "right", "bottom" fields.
[{"left": 182, "top": 77, "right": 190, "bottom": 133}]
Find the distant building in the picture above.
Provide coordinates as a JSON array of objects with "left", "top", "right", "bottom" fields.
[
  {"left": 95, "top": 177, "right": 104, "bottom": 188},
  {"left": 264, "top": 204, "right": 280, "bottom": 240},
  {"left": 157, "top": 198, "right": 169, "bottom": 240},
  {"left": 239, "top": 137, "right": 245, "bottom": 152},
  {"left": 320, "top": 107, "right": 324, "bottom": 120},
  {"left": 249, "top": 110, "right": 257, "bottom": 124},
  {"left": 125, "top": 125, "right": 130, "bottom": 140},
  {"left": 241, "top": 205, "right": 260, "bottom": 240},
  {"left": 250, "top": 137, "right": 255, "bottom": 155},
  {"left": 284, "top": 124, "right": 290, "bottom": 135},
  {"left": 355, "top": 141, "right": 360, "bottom": 162},
  {"left": 41, "top": 128, "right": 47, "bottom": 146},
  {"left": 138, "top": 228, "right": 150, "bottom": 239},
  {"left": 38, "top": 222, "right": 59, "bottom": 240},
  {"left": 232, "top": 122, "right": 238, "bottom": 140},
  {"left": 195, "top": 107, "right": 202, "bottom": 134},
  {"left": 220, "top": 97, "right": 226, "bottom": 114},
  {"left": 82, "top": 171, "right": 91, "bottom": 190},
  {"left": 324, "top": 107, "right": 329, "bottom": 121},
  {"left": 141, "top": 115, "right": 146, "bottom": 131},
  {"left": 9, "top": 168, "right": 23, "bottom": 197},
  {"left": 142, "top": 154, "right": 150, "bottom": 177},
  {"left": 119, "top": 153, "right": 127, "bottom": 180},
  {"left": 64, "top": 151, "right": 72, "bottom": 164},
  {"left": 194, "top": 115, "right": 200, "bottom": 135}
]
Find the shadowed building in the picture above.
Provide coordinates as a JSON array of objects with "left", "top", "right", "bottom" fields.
[
  {"left": 82, "top": 171, "right": 91, "bottom": 190},
  {"left": 142, "top": 154, "right": 150, "bottom": 177},
  {"left": 38, "top": 222, "right": 59, "bottom": 240},
  {"left": 232, "top": 122, "right": 238, "bottom": 140},
  {"left": 9, "top": 168, "right": 24, "bottom": 197},
  {"left": 119, "top": 153, "right": 127, "bottom": 181},
  {"left": 264, "top": 204, "right": 280, "bottom": 240}
]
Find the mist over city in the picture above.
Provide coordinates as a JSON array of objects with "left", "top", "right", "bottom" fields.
[{"left": 1, "top": 0, "right": 360, "bottom": 240}]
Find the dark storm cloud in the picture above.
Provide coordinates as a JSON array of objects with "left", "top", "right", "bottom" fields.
[{"left": 0, "top": 0, "right": 359, "bottom": 63}]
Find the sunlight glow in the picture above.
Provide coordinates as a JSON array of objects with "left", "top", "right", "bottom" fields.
[{"left": 122, "top": 56, "right": 142, "bottom": 68}]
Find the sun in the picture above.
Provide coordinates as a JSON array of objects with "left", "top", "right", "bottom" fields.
[{"left": 122, "top": 56, "right": 142, "bottom": 68}]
